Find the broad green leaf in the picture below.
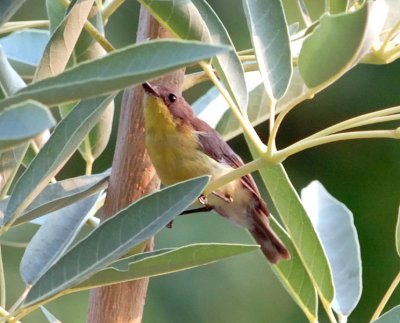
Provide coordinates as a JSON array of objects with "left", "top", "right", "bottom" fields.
[
  {"left": 257, "top": 164, "right": 334, "bottom": 304},
  {"left": 23, "top": 176, "right": 209, "bottom": 306},
  {"left": 40, "top": 306, "right": 61, "bottom": 323},
  {"left": 35, "top": 0, "right": 95, "bottom": 80},
  {"left": 396, "top": 205, "right": 400, "bottom": 257},
  {"left": 73, "top": 243, "right": 258, "bottom": 290},
  {"left": 242, "top": 0, "right": 292, "bottom": 99},
  {"left": 0, "top": 30, "right": 49, "bottom": 79},
  {"left": 372, "top": 305, "right": 400, "bottom": 323},
  {"left": 0, "top": 0, "right": 26, "bottom": 26},
  {"left": 216, "top": 68, "right": 307, "bottom": 141},
  {"left": 139, "top": 0, "right": 248, "bottom": 113},
  {"left": 269, "top": 218, "right": 318, "bottom": 321},
  {"left": 20, "top": 194, "right": 100, "bottom": 284},
  {"left": 4, "top": 95, "right": 115, "bottom": 226},
  {"left": 299, "top": 2, "right": 384, "bottom": 87},
  {"left": 0, "top": 101, "right": 55, "bottom": 152},
  {"left": 301, "top": 181, "right": 362, "bottom": 317},
  {"left": 0, "top": 40, "right": 228, "bottom": 110},
  {"left": 329, "top": 0, "right": 348, "bottom": 14}
]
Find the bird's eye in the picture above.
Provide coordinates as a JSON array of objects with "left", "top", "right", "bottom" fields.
[{"left": 168, "top": 93, "right": 177, "bottom": 103}]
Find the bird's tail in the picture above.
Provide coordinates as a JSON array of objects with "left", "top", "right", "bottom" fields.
[{"left": 249, "top": 214, "right": 290, "bottom": 264}]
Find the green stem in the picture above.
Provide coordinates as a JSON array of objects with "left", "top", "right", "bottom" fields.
[
  {"left": 0, "top": 306, "right": 20, "bottom": 323},
  {"left": 275, "top": 129, "right": 400, "bottom": 162},
  {"left": 239, "top": 55, "right": 256, "bottom": 62},
  {"left": 371, "top": 271, "right": 400, "bottom": 321},
  {"left": 0, "top": 21, "right": 49, "bottom": 35},
  {"left": 267, "top": 97, "right": 277, "bottom": 153},
  {"left": 0, "top": 246, "right": 5, "bottom": 309},
  {"left": 237, "top": 48, "right": 254, "bottom": 55},
  {"left": 200, "top": 62, "right": 267, "bottom": 155}
]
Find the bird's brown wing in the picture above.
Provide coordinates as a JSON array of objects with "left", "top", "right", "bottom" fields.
[{"left": 191, "top": 118, "right": 269, "bottom": 215}]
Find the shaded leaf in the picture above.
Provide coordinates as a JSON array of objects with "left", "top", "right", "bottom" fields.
[
  {"left": 0, "top": 101, "right": 55, "bottom": 152},
  {"left": 0, "top": 40, "right": 228, "bottom": 110},
  {"left": 73, "top": 243, "right": 258, "bottom": 290},
  {"left": 396, "top": 205, "right": 400, "bottom": 257},
  {"left": 139, "top": 0, "right": 248, "bottom": 112},
  {"left": 242, "top": 0, "right": 292, "bottom": 99},
  {"left": 35, "top": 0, "right": 95, "bottom": 80},
  {"left": 301, "top": 180, "right": 362, "bottom": 317},
  {"left": 4, "top": 95, "right": 115, "bottom": 226},
  {"left": 372, "top": 305, "right": 400, "bottom": 323},
  {"left": 20, "top": 194, "right": 100, "bottom": 284},
  {"left": 24, "top": 176, "right": 209, "bottom": 306},
  {"left": 0, "top": 0, "right": 26, "bottom": 26}
]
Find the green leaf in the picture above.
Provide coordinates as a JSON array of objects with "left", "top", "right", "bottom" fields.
[
  {"left": 0, "top": 101, "right": 55, "bottom": 152},
  {"left": 0, "top": 0, "right": 26, "bottom": 26},
  {"left": 299, "top": 3, "right": 370, "bottom": 88},
  {"left": 0, "top": 46, "right": 26, "bottom": 95},
  {"left": 20, "top": 194, "right": 100, "bottom": 285},
  {"left": 372, "top": 305, "right": 400, "bottom": 323},
  {"left": 329, "top": 0, "right": 348, "bottom": 14},
  {"left": 301, "top": 181, "right": 362, "bottom": 317},
  {"left": 257, "top": 164, "right": 334, "bottom": 305},
  {"left": 139, "top": 0, "right": 248, "bottom": 112},
  {"left": 23, "top": 176, "right": 209, "bottom": 306},
  {"left": 0, "top": 222, "right": 38, "bottom": 248},
  {"left": 242, "top": 0, "right": 292, "bottom": 99},
  {"left": 0, "top": 40, "right": 228, "bottom": 110},
  {"left": 0, "top": 30, "right": 49, "bottom": 79},
  {"left": 3, "top": 95, "right": 115, "bottom": 226},
  {"left": 46, "top": 0, "right": 67, "bottom": 34},
  {"left": 35, "top": 0, "right": 95, "bottom": 80},
  {"left": 40, "top": 306, "right": 61, "bottom": 323},
  {"left": 73, "top": 243, "right": 258, "bottom": 290},
  {"left": 396, "top": 205, "right": 400, "bottom": 257},
  {"left": 269, "top": 218, "right": 318, "bottom": 321}
]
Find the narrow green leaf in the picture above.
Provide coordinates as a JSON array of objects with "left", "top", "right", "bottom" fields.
[
  {"left": 23, "top": 176, "right": 209, "bottom": 306},
  {"left": 299, "top": 3, "right": 369, "bottom": 88},
  {"left": 139, "top": 0, "right": 248, "bottom": 112},
  {"left": 0, "top": 101, "right": 55, "bottom": 152},
  {"left": 73, "top": 243, "right": 258, "bottom": 290},
  {"left": 257, "top": 164, "right": 334, "bottom": 304},
  {"left": 372, "top": 305, "right": 400, "bottom": 323},
  {"left": 0, "top": 40, "right": 228, "bottom": 110},
  {"left": 301, "top": 181, "right": 362, "bottom": 317},
  {"left": 40, "top": 306, "right": 61, "bottom": 323},
  {"left": 35, "top": 0, "right": 95, "bottom": 80},
  {"left": 242, "top": 0, "right": 292, "bottom": 99},
  {"left": 0, "top": 0, "right": 26, "bottom": 26},
  {"left": 396, "top": 205, "right": 400, "bottom": 257},
  {"left": 20, "top": 194, "right": 100, "bottom": 284},
  {"left": 4, "top": 95, "right": 115, "bottom": 226},
  {"left": 0, "top": 46, "right": 26, "bottom": 95}
]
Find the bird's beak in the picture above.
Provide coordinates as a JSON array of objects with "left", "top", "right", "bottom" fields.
[{"left": 142, "top": 82, "right": 159, "bottom": 97}]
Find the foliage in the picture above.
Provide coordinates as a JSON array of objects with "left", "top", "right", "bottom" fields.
[{"left": 0, "top": 0, "right": 399, "bottom": 322}]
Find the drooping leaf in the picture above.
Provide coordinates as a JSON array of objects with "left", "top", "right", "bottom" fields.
[
  {"left": 4, "top": 95, "right": 115, "bottom": 226},
  {"left": 73, "top": 243, "right": 258, "bottom": 290},
  {"left": 372, "top": 305, "right": 400, "bottom": 323},
  {"left": 242, "top": 0, "right": 292, "bottom": 99},
  {"left": 139, "top": 0, "right": 248, "bottom": 112},
  {"left": 301, "top": 180, "right": 362, "bottom": 317},
  {"left": 23, "top": 176, "right": 209, "bottom": 306},
  {"left": 0, "top": 101, "right": 55, "bottom": 152},
  {"left": 35, "top": 0, "right": 95, "bottom": 80},
  {"left": 20, "top": 194, "right": 100, "bottom": 285},
  {"left": 0, "top": 40, "right": 228, "bottom": 110},
  {"left": 0, "top": 0, "right": 26, "bottom": 26}
]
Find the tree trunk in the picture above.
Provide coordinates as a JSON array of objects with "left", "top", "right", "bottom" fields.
[{"left": 87, "top": 6, "right": 184, "bottom": 323}]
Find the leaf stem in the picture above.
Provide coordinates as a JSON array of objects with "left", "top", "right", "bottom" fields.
[
  {"left": 0, "top": 21, "right": 49, "bottom": 35},
  {"left": 0, "top": 306, "right": 20, "bottom": 323},
  {"left": 371, "top": 271, "right": 400, "bottom": 321},
  {"left": 0, "top": 246, "right": 5, "bottom": 309},
  {"left": 200, "top": 62, "right": 267, "bottom": 155}
]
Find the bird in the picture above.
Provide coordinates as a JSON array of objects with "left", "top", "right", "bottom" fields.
[{"left": 142, "top": 82, "right": 290, "bottom": 263}]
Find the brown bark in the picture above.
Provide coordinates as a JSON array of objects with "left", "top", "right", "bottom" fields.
[{"left": 87, "top": 6, "right": 184, "bottom": 323}]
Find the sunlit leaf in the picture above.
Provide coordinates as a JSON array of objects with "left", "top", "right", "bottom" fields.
[
  {"left": 24, "top": 176, "right": 209, "bottom": 306},
  {"left": 301, "top": 180, "right": 362, "bottom": 317}
]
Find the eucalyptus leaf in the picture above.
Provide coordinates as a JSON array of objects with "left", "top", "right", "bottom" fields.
[
  {"left": 35, "top": 0, "right": 95, "bottom": 80},
  {"left": 0, "top": 40, "right": 228, "bottom": 110},
  {"left": 4, "top": 95, "right": 115, "bottom": 226},
  {"left": 139, "top": 0, "right": 248, "bottom": 112},
  {"left": 0, "top": 101, "right": 55, "bottom": 152},
  {"left": 372, "top": 305, "right": 400, "bottom": 323},
  {"left": 73, "top": 243, "right": 258, "bottom": 290},
  {"left": 20, "top": 194, "right": 100, "bottom": 285},
  {"left": 301, "top": 180, "right": 362, "bottom": 317},
  {"left": 23, "top": 176, "right": 209, "bottom": 306},
  {"left": 46, "top": 0, "right": 67, "bottom": 34},
  {"left": 0, "top": 46, "right": 26, "bottom": 94},
  {"left": 0, "top": 0, "right": 26, "bottom": 26},
  {"left": 242, "top": 0, "right": 292, "bottom": 99}
]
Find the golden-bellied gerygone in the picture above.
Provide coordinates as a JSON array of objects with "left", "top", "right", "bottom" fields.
[{"left": 142, "top": 82, "right": 290, "bottom": 263}]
